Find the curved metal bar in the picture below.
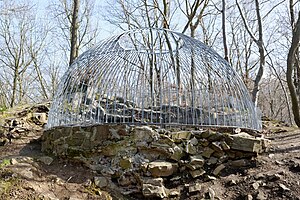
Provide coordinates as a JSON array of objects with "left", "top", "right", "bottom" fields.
[{"left": 47, "top": 28, "right": 262, "bottom": 130}]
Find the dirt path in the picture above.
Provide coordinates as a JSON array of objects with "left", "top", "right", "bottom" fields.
[{"left": 0, "top": 130, "right": 112, "bottom": 200}]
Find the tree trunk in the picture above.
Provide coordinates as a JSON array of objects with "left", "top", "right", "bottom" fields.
[
  {"left": 287, "top": 11, "right": 300, "bottom": 127},
  {"left": 69, "top": 0, "right": 80, "bottom": 66},
  {"left": 33, "top": 58, "right": 49, "bottom": 99},
  {"left": 222, "top": 0, "right": 229, "bottom": 62},
  {"left": 236, "top": 0, "right": 265, "bottom": 106},
  {"left": 11, "top": 68, "right": 18, "bottom": 107}
]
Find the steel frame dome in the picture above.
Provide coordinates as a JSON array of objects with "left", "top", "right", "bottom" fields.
[{"left": 47, "top": 28, "right": 261, "bottom": 130}]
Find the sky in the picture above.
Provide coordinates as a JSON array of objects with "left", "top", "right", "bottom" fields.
[{"left": 34, "top": 0, "right": 117, "bottom": 41}]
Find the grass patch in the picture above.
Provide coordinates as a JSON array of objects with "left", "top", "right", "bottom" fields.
[
  {"left": 84, "top": 183, "right": 112, "bottom": 199},
  {"left": 0, "top": 169, "right": 20, "bottom": 198},
  {"left": 0, "top": 159, "right": 10, "bottom": 168}
]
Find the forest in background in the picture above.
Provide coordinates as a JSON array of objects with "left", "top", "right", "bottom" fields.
[{"left": 0, "top": 0, "right": 299, "bottom": 127}]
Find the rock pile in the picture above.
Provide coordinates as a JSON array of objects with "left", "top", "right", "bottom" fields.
[
  {"left": 42, "top": 125, "right": 270, "bottom": 199},
  {"left": 0, "top": 103, "right": 49, "bottom": 145}
]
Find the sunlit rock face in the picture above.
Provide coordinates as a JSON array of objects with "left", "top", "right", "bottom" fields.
[{"left": 47, "top": 28, "right": 261, "bottom": 130}]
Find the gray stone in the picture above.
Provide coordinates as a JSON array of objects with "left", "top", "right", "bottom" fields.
[
  {"left": 230, "top": 133, "right": 263, "bottom": 153},
  {"left": 256, "top": 190, "right": 267, "bottom": 200},
  {"left": 147, "top": 161, "right": 178, "bottom": 177},
  {"left": 208, "top": 187, "right": 215, "bottom": 199},
  {"left": 220, "top": 141, "right": 230, "bottom": 150},
  {"left": 32, "top": 112, "right": 47, "bottom": 124},
  {"left": 170, "top": 145, "right": 184, "bottom": 161},
  {"left": 134, "top": 126, "right": 157, "bottom": 143},
  {"left": 213, "top": 164, "right": 226, "bottom": 176},
  {"left": 207, "top": 132, "right": 223, "bottom": 142},
  {"left": 38, "top": 156, "right": 54, "bottom": 165},
  {"left": 142, "top": 178, "right": 167, "bottom": 198},
  {"left": 199, "top": 138, "right": 210, "bottom": 146},
  {"left": 206, "top": 175, "right": 217, "bottom": 181},
  {"left": 188, "top": 183, "right": 202, "bottom": 193},
  {"left": 212, "top": 150, "right": 225, "bottom": 158},
  {"left": 171, "top": 131, "right": 192, "bottom": 142},
  {"left": 187, "top": 155, "right": 205, "bottom": 170},
  {"left": 94, "top": 176, "right": 108, "bottom": 188},
  {"left": 169, "top": 189, "right": 180, "bottom": 197},
  {"left": 211, "top": 142, "right": 223, "bottom": 152},
  {"left": 10, "top": 158, "right": 18, "bottom": 165},
  {"left": 118, "top": 175, "right": 134, "bottom": 187},
  {"left": 190, "top": 137, "right": 198, "bottom": 145},
  {"left": 200, "top": 130, "right": 211, "bottom": 138},
  {"left": 20, "top": 169, "right": 34, "bottom": 179},
  {"left": 202, "top": 147, "right": 215, "bottom": 158},
  {"left": 185, "top": 143, "right": 197, "bottom": 155},
  {"left": 207, "top": 157, "right": 218, "bottom": 165},
  {"left": 230, "top": 159, "right": 248, "bottom": 167},
  {"left": 252, "top": 182, "right": 260, "bottom": 190},
  {"left": 254, "top": 173, "right": 265, "bottom": 180},
  {"left": 279, "top": 183, "right": 290, "bottom": 191},
  {"left": 245, "top": 194, "right": 253, "bottom": 200},
  {"left": 190, "top": 169, "right": 206, "bottom": 178}
]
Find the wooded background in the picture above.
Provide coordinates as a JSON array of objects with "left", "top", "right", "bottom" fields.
[{"left": 0, "top": 0, "right": 299, "bottom": 127}]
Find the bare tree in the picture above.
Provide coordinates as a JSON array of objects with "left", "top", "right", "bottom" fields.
[
  {"left": 236, "top": 0, "right": 265, "bottom": 106},
  {"left": 287, "top": 10, "right": 300, "bottom": 127},
  {"left": 49, "top": 0, "right": 98, "bottom": 66},
  {"left": 221, "top": 0, "right": 228, "bottom": 62},
  {"left": 179, "top": 0, "right": 209, "bottom": 38},
  {"left": 0, "top": 1, "right": 50, "bottom": 107},
  {"left": 0, "top": 5, "right": 34, "bottom": 107},
  {"left": 69, "top": 0, "right": 80, "bottom": 65}
]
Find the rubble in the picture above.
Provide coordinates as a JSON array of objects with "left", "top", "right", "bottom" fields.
[
  {"left": 142, "top": 178, "right": 168, "bottom": 198},
  {"left": 94, "top": 176, "right": 109, "bottom": 188},
  {"left": 188, "top": 183, "right": 202, "bottom": 193},
  {"left": 41, "top": 124, "right": 270, "bottom": 199}
]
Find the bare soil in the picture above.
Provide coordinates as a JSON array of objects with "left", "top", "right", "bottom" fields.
[{"left": 0, "top": 111, "right": 300, "bottom": 199}]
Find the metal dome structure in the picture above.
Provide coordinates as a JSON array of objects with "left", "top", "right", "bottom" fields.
[{"left": 47, "top": 28, "right": 261, "bottom": 130}]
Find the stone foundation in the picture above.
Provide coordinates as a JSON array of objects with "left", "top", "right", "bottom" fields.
[{"left": 42, "top": 125, "right": 270, "bottom": 199}]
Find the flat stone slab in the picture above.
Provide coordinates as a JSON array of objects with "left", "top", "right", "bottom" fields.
[
  {"left": 146, "top": 161, "right": 178, "bottom": 177},
  {"left": 230, "top": 133, "right": 265, "bottom": 153}
]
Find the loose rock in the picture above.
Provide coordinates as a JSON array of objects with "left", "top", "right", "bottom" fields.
[
  {"left": 142, "top": 178, "right": 167, "bottom": 198},
  {"left": 147, "top": 161, "right": 178, "bottom": 177},
  {"left": 256, "top": 190, "right": 267, "bottom": 200},
  {"left": 213, "top": 164, "right": 226, "bottom": 176},
  {"left": 230, "top": 133, "right": 264, "bottom": 153},
  {"left": 279, "top": 183, "right": 290, "bottom": 191},
  {"left": 202, "top": 147, "right": 215, "bottom": 158},
  {"left": 94, "top": 176, "right": 109, "bottom": 188},
  {"left": 187, "top": 155, "right": 205, "bottom": 170},
  {"left": 252, "top": 182, "right": 260, "bottom": 190},
  {"left": 188, "top": 183, "right": 202, "bottom": 193},
  {"left": 38, "top": 156, "right": 54, "bottom": 165},
  {"left": 230, "top": 159, "right": 249, "bottom": 167},
  {"left": 245, "top": 194, "right": 253, "bottom": 200},
  {"left": 190, "top": 169, "right": 206, "bottom": 178}
]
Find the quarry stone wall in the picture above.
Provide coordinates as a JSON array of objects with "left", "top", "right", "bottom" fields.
[{"left": 42, "top": 125, "right": 270, "bottom": 198}]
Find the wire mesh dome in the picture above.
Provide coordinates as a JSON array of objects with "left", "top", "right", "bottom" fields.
[{"left": 47, "top": 28, "right": 262, "bottom": 130}]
